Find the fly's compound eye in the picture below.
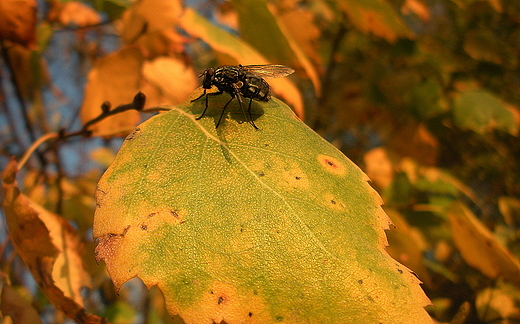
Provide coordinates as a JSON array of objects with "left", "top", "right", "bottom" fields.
[{"left": 201, "top": 68, "right": 215, "bottom": 89}]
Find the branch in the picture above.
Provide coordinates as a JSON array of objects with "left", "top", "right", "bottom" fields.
[{"left": 17, "top": 92, "right": 171, "bottom": 170}]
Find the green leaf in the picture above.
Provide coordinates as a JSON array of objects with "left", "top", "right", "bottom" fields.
[
  {"left": 452, "top": 89, "right": 518, "bottom": 135},
  {"left": 93, "top": 92, "right": 432, "bottom": 323},
  {"left": 406, "top": 79, "right": 446, "bottom": 119}
]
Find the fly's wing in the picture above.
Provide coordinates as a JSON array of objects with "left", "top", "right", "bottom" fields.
[{"left": 240, "top": 64, "right": 295, "bottom": 78}]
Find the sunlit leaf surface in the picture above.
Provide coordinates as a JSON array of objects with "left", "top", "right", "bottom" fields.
[{"left": 94, "top": 92, "right": 432, "bottom": 323}]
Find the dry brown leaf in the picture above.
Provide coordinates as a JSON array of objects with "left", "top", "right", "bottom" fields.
[
  {"left": 0, "top": 0, "right": 36, "bottom": 47},
  {"left": 1, "top": 160, "right": 106, "bottom": 323},
  {"left": 1, "top": 41, "right": 51, "bottom": 103},
  {"left": 448, "top": 202, "right": 520, "bottom": 288},
  {"left": 80, "top": 47, "right": 143, "bottom": 137},
  {"left": 1, "top": 284, "right": 43, "bottom": 324}
]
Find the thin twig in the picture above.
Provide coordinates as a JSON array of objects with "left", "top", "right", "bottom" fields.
[
  {"left": 18, "top": 92, "right": 171, "bottom": 170},
  {"left": 18, "top": 132, "right": 59, "bottom": 170}
]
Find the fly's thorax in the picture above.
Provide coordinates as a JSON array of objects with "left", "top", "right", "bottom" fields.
[{"left": 214, "top": 66, "right": 242, "bottom": 84}]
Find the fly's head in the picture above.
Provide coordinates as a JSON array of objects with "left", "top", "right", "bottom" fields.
[{"left": 200, "top": 68, "right": 215, "bottom": 89}]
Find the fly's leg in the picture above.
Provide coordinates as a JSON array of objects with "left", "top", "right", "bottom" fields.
[
  {"left": 233, "top": 84, "right": 258, "bottom": 129},
  {"left": 194, "top": 90, "right": 223, "bottom": 120},
  {"left": 216, "top": 96, "right": 235, "bottom": 128},
  {"left": 247, "top": 88, "right": 261, "bottom": 129},
  {"left": 191, "top": 89, "right": 206, "bottom": 102},
  {"left": 247, "top": 97, "right": 258, "bottom": 129}
]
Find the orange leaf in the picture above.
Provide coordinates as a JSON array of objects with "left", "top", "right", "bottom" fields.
[
  {"left": 338, "top": 0, "right": 412, "bottom": 42},
  {"left": 56, "top": 1, "right": 102, "bottom": 27},
  {"left": 1, "top": 160, "right": 107, "bottom": 323},
  {"left": 121, "top": 0, "right": 183, "bottom": 43},
  {"left": 448, "top": 202, "right": 520, "bottom": 288},
  {"left": 0, "top": 0, "right": 36, "bottom": 47},
  {"left": 80, "top": 47, "right": 144, "bottom": 137}
]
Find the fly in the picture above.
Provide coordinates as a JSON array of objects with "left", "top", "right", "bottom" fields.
[{"left": 191, "top": 64, "right": 295, "bottom": 129}]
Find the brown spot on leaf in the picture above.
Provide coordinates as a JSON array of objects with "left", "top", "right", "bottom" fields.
[
  {"left": 175, "top": 281, "right": 272, "bottom": 323},
  {"left": 323, "top": 193, "right": 347, "bottom": 211},
  {"left": 125, "top": 127, "right": 141, "bottom": 140},
  {"left": 317, "top": 154, "right": 347, "bottom": 176},
  {"left": 94, "top": 234, "right": 124, "bottom": 264}
]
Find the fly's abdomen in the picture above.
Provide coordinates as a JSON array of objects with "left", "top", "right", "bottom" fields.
[{"left": 242, "top": 73, "right": 270, "bottom": 101}]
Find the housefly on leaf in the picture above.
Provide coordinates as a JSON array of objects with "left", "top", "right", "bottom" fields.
[{"left": 191, "top": 64, "right": 294, "bottom": 129}]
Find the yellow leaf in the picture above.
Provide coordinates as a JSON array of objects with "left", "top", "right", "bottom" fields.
[
  {"left": 448, "top": 202, "right": 520, "bottom": 287},
  {"left": 1, "top": 160, "right": 105, "bottom": 323},
  {"left": 135, "top": 29, "right": 187, "bottom": 59},
  {"left": 80, "top": 47, "right": 143, "bottom": 137},
  {"left": 499, "top": 196, "right": 520, "bottom": 227}
]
